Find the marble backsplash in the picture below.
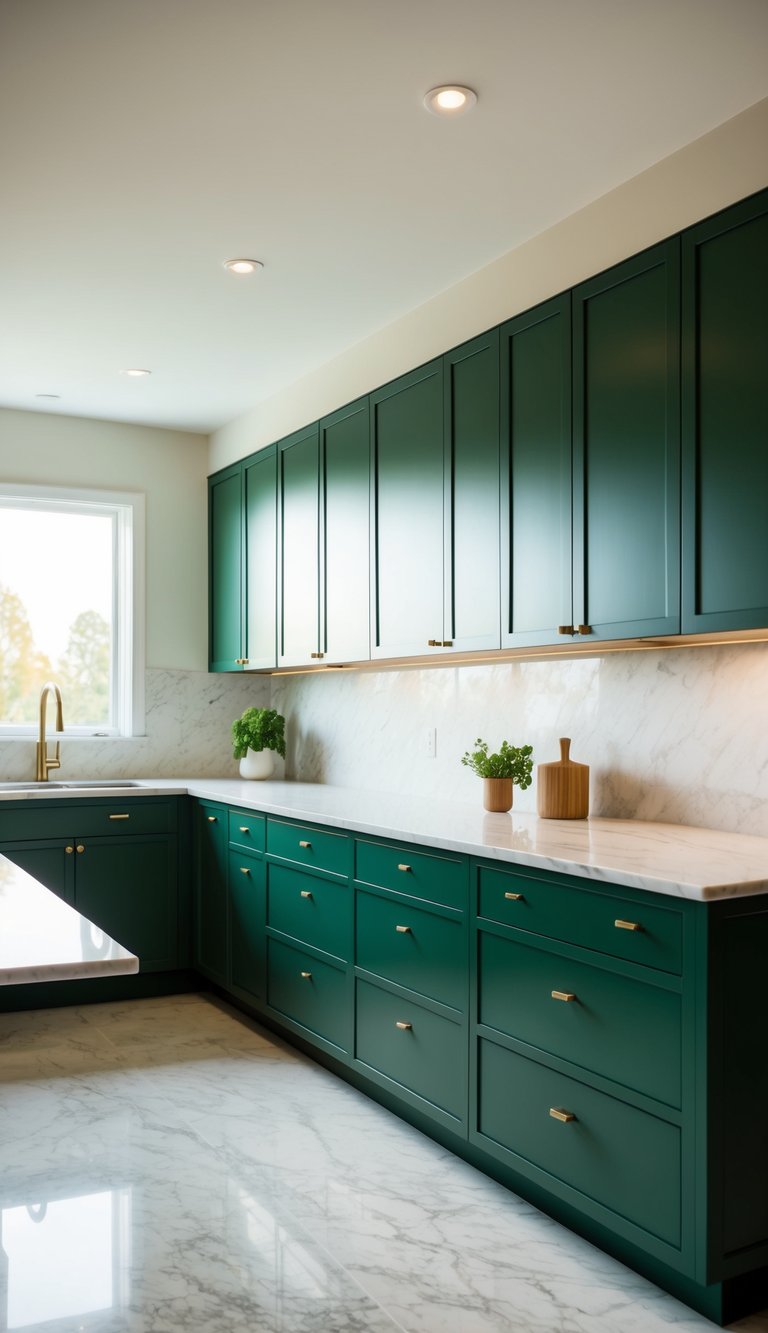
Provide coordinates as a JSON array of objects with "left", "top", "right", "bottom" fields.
[
  {"left": 272, "top": 641, "right": 768, "bottom": 838},
  {"left": 0, "top": 668, "right": 271, "bottom": 783}
]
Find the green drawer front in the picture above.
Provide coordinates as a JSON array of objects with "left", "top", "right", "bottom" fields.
[
  {"left": 267, "top": 819, "right": 350, "bottom": 878},
  {"left": 479, "top": 931, "right": 681, "bottom": 1107},
  {"left": 478, "top": 866, "right": 682, "bottom": 974},
  {"left": 268, "top": 862, "right": 351, "bottom": 961},
  {"left": 355, "top": 978, "right": 465, "bottom": 1121},
  {"left": 0, "top": 799, "right": 175, "bottom": 843},
  {"left": 267, "top": 937, "right": 348, "bottom": 1050},
  {"left": 355, "top": 839, "right": 467, "bottom": 910},
  {"left": 229, "top": 809, "right": 266, "bottom": 852},
  {"left": 229, "top": 848, "right": 265, "bottom": 1001},
  {"left": 356, "top": 889, "right": 466, "bottom": 1011},
  {"left": 478, "top": 1039, "right": 681, "bottom": 1247}
]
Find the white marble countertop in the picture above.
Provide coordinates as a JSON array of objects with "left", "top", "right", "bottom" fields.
[
  {"left": 3, "top": 776, "right": 768, "bottom": 902},
  {"left": 0, "top": 854, "right": 138, "bottom": 985}
]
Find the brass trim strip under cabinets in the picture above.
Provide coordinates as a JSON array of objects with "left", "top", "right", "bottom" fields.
[
  {"left": 549, "top": 1107, "right": 576, "bottom": 1123},
  {"left": 551, "top": 990, "right": 577, "bottom": 1002}
]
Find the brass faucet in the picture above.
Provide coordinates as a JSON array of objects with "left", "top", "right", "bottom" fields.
[{"left": 36, "top": 682, "right": 65, "bottom": 782}]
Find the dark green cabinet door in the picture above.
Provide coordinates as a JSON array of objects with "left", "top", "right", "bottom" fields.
[
  {"left": 244, "top": 446, "right": 277, "bottom": 670},
  {"left": 278, "top": 423, "right": 320, "bottom": 666},
  {"left": 371, "top": 360, "right": 445, "bottom": 658},
  {"left": 682, "top": 190, "right": 768, "bottom": 632},
  {"left": 321, "top": 398, "right": 370, "bottom": 663},
  {"left": 500, "top": 295, "right": 572, "bottom": 647},
  {"left": 572, "top": 240, "right": 680, "bottom": 640},
  {"left": 229, "top": 847, "right": 265, "bottom": 1001},
  {"left": 445, "top": 331, "right": 501, "bottom": 651},
  {"left": 194, "top": 804, "right": 228, "bottom": 985},
  {"left": 75, "top": 835, "right": 178, "bottom": 972},
  {"left": 208, "top": 464, "right": 244, "bottom": 671},
  {"left": 0, "top": 840, "right": 75, "bottom": 906}
]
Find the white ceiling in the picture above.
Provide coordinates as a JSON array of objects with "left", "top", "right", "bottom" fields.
[{"left": 1, "top": 0, "right": 767, "bottom": 435}]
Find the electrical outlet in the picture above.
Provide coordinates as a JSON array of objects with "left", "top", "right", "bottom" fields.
[{"left": 425, "top": 727, "right": 437, "bottom": 758}]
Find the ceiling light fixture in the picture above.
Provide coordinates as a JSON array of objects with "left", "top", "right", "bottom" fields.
[
  {"left": 122, "top": 368, "right": 151, "bottom": 377},
  {"left": 224, "top": 258, "right": 263, "bottom": 275},
  {"left": 423, "top": 85, "right": 477, "bottom": 116}
]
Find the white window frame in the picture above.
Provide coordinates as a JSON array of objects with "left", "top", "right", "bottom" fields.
[{"left": 0, "top": 483, "right": 145, "bottom": 738}]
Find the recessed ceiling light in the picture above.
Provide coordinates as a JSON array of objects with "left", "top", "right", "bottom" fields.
[
  {"left": 122, "top": 368, "right": 151, "bottom": 377},
  {"left": 35, "top": 393, "right": 61, "bottom": 399},
  {"left": 224, "top": 258, "right": 263, "bottom": 275},
  {"left": 423, "top": 85, "right": 477, "bottom": 116}
]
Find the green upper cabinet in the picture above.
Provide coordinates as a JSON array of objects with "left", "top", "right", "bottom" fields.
[
  {"left": 208, "top": 463, "right": 245, "bottom": 671},
  {"left": 444, "top": 330, "right": 501, "bottom": 652},
  {"left": 681, "top": 189, "right": 768, "bottom": 633},
  {"left": 371, "top": 338, "right": 500, "bottom": 659},
  {"left": 321, "top": 397, "right": 370, "bottom": 663},
  {"left": 571, "top": 239, "right": 681, "bottom": 641},
  {"left": 244, "top": 446, "right": 277, "bottom": 670},
  {"left": 500, "top": 295, "right": 572, "bottom": 647},
  {"left": 278, "top": 422, "right": 321, "bottom": 667}
]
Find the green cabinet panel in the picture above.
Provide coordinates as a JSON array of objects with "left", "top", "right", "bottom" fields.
[
  {"left": 228, "top": 809, "right": 266, "bottom": 853},
  {"left": 478, "top": 929, "right": 681, "bottom": 1107},
  {"left": 229, "top": 847, "right": 265, "bottom": 1002},
  {"left": 74, "top": 835, "right": 178, "bottom": 972},
  {"left": 355, "top": 838, "right": 467, "bottom": 910},
  {"left": 477, "top": 1038, "right": 681, "bottom": 1248},
  {"left": 267, "top": 818, "right": 351, "bottom": 879},
  {"left": 321, "top": 398, "right": 370, "bottom": 663},
  {"left": 370, "top": 360, "right": 445, "bottom": 657},
  {"left": 267, "top": 936, "right": 348, "bottom": 1051},
  {"left": 278, "top": 423, "right": 320, "bottom": 666},
  {"left": 0, "top": 840, "right": 75, "bottom": 906},
  {"left": 194, "top": 803, "right": 229, "bottom": 985},
  {"left": 477, "top": 864, "right": 683, "bottom": 974},
  {"left": 572, "top": 240, "right": 680, "bottom": 640},
  {"left": 356, "top": 888, "right": 465, "bottom": 1011},
  {"left": 208, "top": 464, "right": 244, "bottom": 671},
  {"left": 501, "top": 295, "right": 572, "bottom": 646},
  {"left": 244, "top": 446, "right": 278, "bottom": 669},
  {"left": 355, "top": 976, "right": 466, "bottom": 1123},
  {"left": 682, "top": 190, "right": 768, "bottom": 632},
  {"left": 444, "top": 331, "right": 501, "bottom": 651},
  {"left": 267, "top": 861, "right": 351, "bottom": 962},
  {"left": 0, "top": 797, "right": 175, "bottom": 843}
]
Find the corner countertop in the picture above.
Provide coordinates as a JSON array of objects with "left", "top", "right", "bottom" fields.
[
  {"left": 3, "top": 776, "right": 768, "bottom": 903},
  {"left": 0, "top": 854, "right": 138, "bottom": 985}
]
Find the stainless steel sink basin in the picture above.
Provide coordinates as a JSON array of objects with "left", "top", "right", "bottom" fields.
[
  {"left": 0, "top": 782, "right": 67, "bottom": 790},
  {"left": 0, "top": 780, "right": 140, "bottom": 792},
  {"left": 62, "top": 781, "right": 140, "bottom": 789}
]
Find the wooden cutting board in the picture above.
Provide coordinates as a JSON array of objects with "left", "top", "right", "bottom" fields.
[{"left": 536, "top": 737, "right": 589, "bottom": 819}]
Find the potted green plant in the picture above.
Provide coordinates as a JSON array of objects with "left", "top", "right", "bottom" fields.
[
  {"left": 461, "top": 737, "right": 533, "bottom": 812},
  {"left": 232, "top": 707, "right": 286, "bottom": 780}
]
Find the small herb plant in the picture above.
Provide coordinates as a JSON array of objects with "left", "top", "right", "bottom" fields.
[
  {"left": 461, "top": 738, "right": 533, "bottom": 787},
  {"left": 232, "top": 707, "right": 286, "bottom": 760}
]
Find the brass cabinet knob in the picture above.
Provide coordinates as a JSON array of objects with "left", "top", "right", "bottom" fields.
[
  {"left": 239, "top": 866, "right": 250, "bottom": 876},
  {"left": 557, "top": 625, "right": 575, "bottom": 635},
  {"left": 549, "top": 1107, "right": 576, "bottom": 1123},
  {"left": 397, "top": 863, "right": 411, "bottom": 873},
  {"left": 615, "top": 919, "right": 642, "bottom": 932},
  {"left": 65, "top": 845, "right": 74, "bottom": 854},
  {"left": 551, "top": 990, "right": 577, "bottom": 1002},
  {"left": 207, "top": 816, "right": 217, "bottom": 823},
  {"left": 300, "top": 971, "right": 312, "bottom": 980},
  {"left": 239, "top": 826, "right": 250, "bottom": 834},
  {"left": 300, "top": 890, "right": 313, "bottom": 900},
  {"left": 395, "top": 924, "right": 412, "bottom": 934},
  {"left": 577, "top": 625, "right": 592, "bottom": 635},
  {"left": 76, "top": 844, "right": 85, "bottom": 854},
  {"left": 395, "top": 1021, "right": 412, "bottom": 1031},
  {"left": 299, "top": 840, "right": 311, "bottom": 849},
  {"left": 504, "top": 891, "right": 524, "bottom": 901}
]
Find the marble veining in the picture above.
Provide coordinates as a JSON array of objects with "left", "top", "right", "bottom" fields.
[{"left": 0, "top": 994, "right": 765, "bottom": 1332}]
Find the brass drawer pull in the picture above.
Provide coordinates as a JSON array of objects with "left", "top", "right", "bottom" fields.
[
  {"left": 235, "top": 658, "right": 249, "bottom": 665},
  {"left": 615, "top": 919, "right": 642, "bottom": 932},
  {"left": 240, "top": 867, "right": 250, "bottom": 876},
  {"left": 504, "top": 891, "right": 524, "bottom": 901},
  {"left": 577, "top": 624, "right": 592, "bottom": 635},
  {"left": 441, "top": 640, "right": 453, "bottom": 648},
  {"left": 395, "top": 1021, "right": 412, "bottom": 1031},
  {"left": 427, "top": 639, "right": 439, "bottom": 647},
  {"left": 395, "top": 924, "right": 412, "bottom": 934},
  {"left": 551, "top": 990, "right": 577, "bottom": 1003},
  {"left": 397, "top": 863, "right": 411, "bottom": 873},
  {"left": 557, "top": 625, "right": 574, "bottom": 635},
  {"left": 76, "top": 844, "right": 85, "bottom": 854},
  {"left": 109, "top": 813, "right": 130, "bottom": 820},
  {"left": 238, "top": 826, "right": 250, "bottom": 834},
  {"left": 310, "top": 651, "right": 325, "bottom": 659},
  {"left": 300, "top": 971, "right": 312, "bottom": 980},
  {"left": 299, "top": 840, "right": 311, "bottom": 849},
  {"left": 549, "top": 1107, "right": 576, "bottom": 1123},
  {"left": 207, "top": 816, "right": 217, "bottom": 823},
  {"left": 300, "top": 890, "right": 313, "bottom": 899},
  {"left": 65, "top": 845, "right": 74, "bottom": 854}
]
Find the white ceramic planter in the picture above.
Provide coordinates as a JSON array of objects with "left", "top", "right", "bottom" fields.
[{"left": 239, "top": 748, "right": 274, "bottom": 780}]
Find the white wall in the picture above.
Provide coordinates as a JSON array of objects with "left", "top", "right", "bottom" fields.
[{"left": 210, "top": 96, "right": 768, "bottom": 470}]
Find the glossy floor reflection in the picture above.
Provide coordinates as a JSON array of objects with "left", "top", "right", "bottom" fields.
[{"left": 1, "top": 995, "right": 767, "bottom": 1333}]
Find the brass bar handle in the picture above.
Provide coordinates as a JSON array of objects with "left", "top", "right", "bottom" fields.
[
  {"left": 395, "top": 924, "right": 412, "bottom": 934},
  {"left": 298, "top": 840, "right": 311, "bottom": 849},
  {"left": 207, "top": 816, "right": 218, "bottom": 823},
  {"left": 551, "top": 990, "right": 577, "bottom": 1003},
  {"left": 65, "top": 845, "right": 74, "bottom": 854},
  {"left": 238, "top": 826, "right": 250, "bottom": 834},
  {"left": 108, "top": 813, "right": 130, "bottom": 820},
  {"left": 235, "top": 658, "right": 249, "bottom": 665},
  {"left": 615, "top": 919, "right": 642, "bottom": 932},
  {"left": 504, "top": 891, "right": 524, "bottom": 901},
  {"left": 557, "top": 625, "right": 574, "bottom": 635},
  {"left": 240, "top": 867, "right": 250, "bottom": 876},
  {"left": 427, "top": 639, "right": 440, "bottom": 647},
  {"left": 300, "top": 890, "right": 313, "bottom": 899},
  {"left": 549, "top": 1107, "right": 576, "bottom": 1123},
  {"left": 441, "top": 640, "right": 453, "bottom": 647},
  {"left": 397, "top": 863, "right": 411, "bottom": 873},
  {"left": 395, "top": 1021, "right": 412, "bottom": 1031},
  {"left": 577, "top": 625, "right": 592, "bottom": 635},
  {"left": 310, "top": 651, "right": 325, "bottom": 659},
  {"left": 76, "top": 844, "right": 85, "bottom": 854},
  {"left": 300, "top": 971, "right": 312, "bottom": 980}
]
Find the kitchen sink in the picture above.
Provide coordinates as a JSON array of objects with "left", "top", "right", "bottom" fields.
[{"left": 0, "top": 780, "right": 140, "bottom": 791}]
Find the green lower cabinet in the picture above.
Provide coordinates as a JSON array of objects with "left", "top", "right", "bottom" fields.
[
  {"left": 356, "top": 888, "right": 465, "bottom": 1011},
  {"left": 229, "top": 847, "right": 265, "bottom": 1002},
  {"left": 267, "top": 861, "right": 350, "bottom": 962},
  {"left": 194, "top": 803, "right": 229, "bottom": 986},
  {"left": 475, "top": 1038, "right": 681, "bottom": 1250},
  {"left": 74, "top": 834, "right": 178, "bottom": 972},
  {"left": 266, "top": 936, "right": 349, "bottom": 1054}
]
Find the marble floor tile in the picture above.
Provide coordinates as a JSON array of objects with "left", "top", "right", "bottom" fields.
[{"left": 0, "top": 993, "right": 766, "bottom": 1333}]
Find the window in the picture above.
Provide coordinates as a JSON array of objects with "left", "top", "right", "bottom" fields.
[{"left": 0, "top": 485, "right": 145, "bottom": 737}]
